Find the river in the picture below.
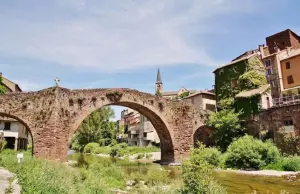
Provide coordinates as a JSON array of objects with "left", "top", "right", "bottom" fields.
[{"left": 68, "top": 153, "right": 300, "bottom": 194}]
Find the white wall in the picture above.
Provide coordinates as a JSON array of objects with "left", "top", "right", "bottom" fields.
[{"left": 0, "top": 121, "right": 28, "bottom": 139}]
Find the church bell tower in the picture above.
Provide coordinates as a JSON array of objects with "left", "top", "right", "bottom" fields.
[{"left": 155, "top": 68, "right": 163, "bottom": 95}]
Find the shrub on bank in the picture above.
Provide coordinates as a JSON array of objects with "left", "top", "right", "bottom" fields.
[
  {"left": 180, "top": 144, "right": 226, "bottom": 194},
  {"left": 282, "top": 156, "right": 300, "bottom": 171},
  {"left": 224, "top": 135, "right": 280, "bottom": 170},
  {"left": 83, "top": 142, "right": 100, "bottom": 154}
]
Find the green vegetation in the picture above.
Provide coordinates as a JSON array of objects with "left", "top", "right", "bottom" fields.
[
  {"left": 0, "top": 74, "right": 6, "bottom": 94},
  {"left": 71, "top": 107, "right": 117, "bottom": 151},
  {"left": 82, "top": 142, "right": 160, "bottom": 158},
  {"left": 223, "top": 135, "right": 280, "bottom": 170},
  {"left": 207, "top": 109, "right": 245, "bottom": 152},
  {"left": 178, "top": 91, "right": 189, "bottom": 99},
  {"left": 0, "top": 136, "right": 6, "bottom": 152},
  {"left": 180, "top": 143, "right": 226, "bottom": 194},
  {"left": 0, "top": 150, "right": 178, "bottom": 194},
  {"left": 275, "top": 132, "right": 300, "bottom": 155},
  {"left": 264, "top": 156, "right": 300, "bottom": 172}
]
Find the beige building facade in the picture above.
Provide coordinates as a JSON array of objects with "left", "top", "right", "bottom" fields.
[{"left": 259, "top": 29, "right": 300, "bottom": 106}]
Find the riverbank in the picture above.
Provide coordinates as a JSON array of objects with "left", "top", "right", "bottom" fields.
[
  {"left": 217, "top": 169, "right": 300, "bottom": 177},
  {"left": 0, "top": 168, "right": 20, "bottom": 194}
]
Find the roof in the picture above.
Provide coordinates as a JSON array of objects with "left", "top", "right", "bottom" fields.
[
  {"left": 213, "top": 52, "right": 259, "bottom": 73},
  {"left": 182, "top": 90, "right": 215, "bottom": 99},
  {"left": 156, "top": 68, "right": 162, "bottom": 84},
  {"left": 162, "top": 89, "right": 198, "bottom": 96},
  {"left": 1, "top": 76, "right": 22, "bottom": 92},
  {"left": 235, "top": 85, "right": 270, "bottom": 98},
  {"left": 162, "top": 91, "right": 178, "bottom": 96}
]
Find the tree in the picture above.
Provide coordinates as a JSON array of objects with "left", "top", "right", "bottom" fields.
[
  {"left": 71, "top": 106, "right": 116, "bottom": 151},
  {"left": 207, "top": 109, "right": 245, "bottom": 152},
  {"left": 0, "top": 75, "right": 6, "bottom": 94}
]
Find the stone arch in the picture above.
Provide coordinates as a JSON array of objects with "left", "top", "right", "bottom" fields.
[
  {"left": 0, "top": 112, "right": 34, "bottom": 154},
  {"left": 69, "top": 100, "right": 175, "bottom": 163},
  {"left": 193, "top": 125, "right": 213, "bottom": 147}
]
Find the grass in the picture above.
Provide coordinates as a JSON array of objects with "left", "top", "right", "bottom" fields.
[{"left": 0, "top": 149, "right": 178, "bottom": 194}]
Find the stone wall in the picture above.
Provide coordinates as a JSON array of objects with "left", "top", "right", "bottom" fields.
[
  {"left": 259, "top": 104, "right": 300, "bottom": 138},
  {"left": 0, "top": 87, "right": 206, "bottom": 163}
]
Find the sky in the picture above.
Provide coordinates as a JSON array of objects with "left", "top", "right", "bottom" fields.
[{"left": 1, "top": 0, "right": 299, "bottom": 120}]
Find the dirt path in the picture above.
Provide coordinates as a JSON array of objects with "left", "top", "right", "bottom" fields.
[{"left": 0, "top": 168, "right": 20, "bottom": 194}]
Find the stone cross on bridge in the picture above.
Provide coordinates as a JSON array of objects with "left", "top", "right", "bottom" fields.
[{"left": 0, "top": 87, "right": 207, "bottom": 163}]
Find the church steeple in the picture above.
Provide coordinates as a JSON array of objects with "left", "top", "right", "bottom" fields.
[
  {"left": 155, "top": 68, "right": 163, "bottom": 95},
  {"left": 156, "top": 68, "right": 162, "bottom": 84}
]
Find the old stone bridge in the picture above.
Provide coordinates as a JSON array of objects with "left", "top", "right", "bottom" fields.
[{"left": 0, "top": 87, "right": 207, "bottom": 163}]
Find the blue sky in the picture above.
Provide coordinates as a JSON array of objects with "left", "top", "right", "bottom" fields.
[{"left": 1, "top": 0, "right": 299, "bottom": 119}]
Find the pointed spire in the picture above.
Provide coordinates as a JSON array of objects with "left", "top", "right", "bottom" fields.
[{"left": 156, "top": 68, "right": 162, "bottom": 84}]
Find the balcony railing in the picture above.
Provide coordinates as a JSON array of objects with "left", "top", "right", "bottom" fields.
[{"left": 272, "top": 95, "right": 300, "bottom": 107}]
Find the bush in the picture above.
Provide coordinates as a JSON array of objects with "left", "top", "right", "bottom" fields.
[
  {"left": 94, "top": 146, "right": 111, "bottom": 155},
  {"left": 193, "top": 143, "right": 222, "bottom": 167},
  {"left": 109, "top": 143, "right": 128, "bottom": 157},
  {"left": 282, "top": 156, "right": 300, "bottom": 172},
  {"left": 203, "top": 147, "right": 222, "bottom": 167},
  {"left": 83, "top": 143, "right": 99, "bottom": 154},
  {"left": 224, "top": 135, "right": 280, "bottom": 170},
  {"left": 180, "top": 144, "right": 226, "bottom": 194}
]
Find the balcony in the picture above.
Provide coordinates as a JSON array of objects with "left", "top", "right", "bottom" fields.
[{"left": 272, "top": 95, "right": 300, "bottom": 107}]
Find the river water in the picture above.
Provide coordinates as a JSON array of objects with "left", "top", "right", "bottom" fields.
[{"left": 68, "top": 153, "right": 300, "bottom": 194}]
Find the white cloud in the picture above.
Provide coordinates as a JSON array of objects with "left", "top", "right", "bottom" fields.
[
  {"left": 12, "top": 79, "right": 45, "bottom": 91},
  {"left": 0, "top": 0, "right": 264, "bottom": 72}
]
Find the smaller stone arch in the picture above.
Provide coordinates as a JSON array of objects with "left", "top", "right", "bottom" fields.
[
  {"left": 193, "top": 125, "right": 213, "bottom": 147},
  {"left": 0, "top": 112, "right": 34, "bottom": 155}
]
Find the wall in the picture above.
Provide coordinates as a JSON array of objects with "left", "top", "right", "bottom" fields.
[
  {"left": 266, "top": 30, "right": 300, "bottom": 54},
  {"left": 0, "top": 121, "right": 27, "bottom": 139},
  {"left": 280, "top": 55, "right": 300, "bottom": 89},
  {"left": 259, "top": 104, "right": 300, "bottom": 138},
  {"left": 214, "top": 60, "right": 247, "bottom": 102}
]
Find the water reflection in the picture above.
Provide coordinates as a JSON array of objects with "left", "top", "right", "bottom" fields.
[{"left": 69, "top": 153, "right": 300, "bottom": 193}]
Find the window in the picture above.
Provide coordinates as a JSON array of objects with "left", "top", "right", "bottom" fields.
[
  {"left": 266, "top": 68, "right": 273, "bottom": 76},
  {"left": 286, "top": 62, "right": 291, "bottom": 69},
  {"left": 287, "top": 75, "right": 294, "bottom": 84},
  {"left": 231, "top": 79, "right": 237, "bottom": 88},
  {"left": 284, "top": 120, "right": 293, "bottom": 126},
  {"left": 265, "top": 59, "right": 271, "bottom": 67},
  {"left": 143, "top": 132, "right": 147, "bottom": 138},
  {"left": 4, "top": 122, "right": 11, "bottom": 130}
]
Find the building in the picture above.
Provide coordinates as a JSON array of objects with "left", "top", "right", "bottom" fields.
[
  {"left": 155, "top": 69, "right": 197, "bottom": 100},
  {"left": 213, "top": 50, "right": 271, "bottom": 116},
  {"left": 182, "top": 90, "right": 216, "bottom": 111},
  {"left": 259, "top": 29, "right": 300, "bottom": 106},
  {"left": 0, "top": 73, "right": 29, "bottom": 151},
  {"left": 121, "top": 108, "right": 160, "bottom": 147}
]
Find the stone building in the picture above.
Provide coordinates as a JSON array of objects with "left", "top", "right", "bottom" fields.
[
  {"left": 182, "top": 90, "right": 216, "bottom": 112},
  {"left": 259, "top": 29, "right": 300, "bottom": 105},
  {"left": 0, "top": 73, "right": 29, "bottom": 150},
  {"left": 213, "top": 50, "right": 271, "bottom": 116}
]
